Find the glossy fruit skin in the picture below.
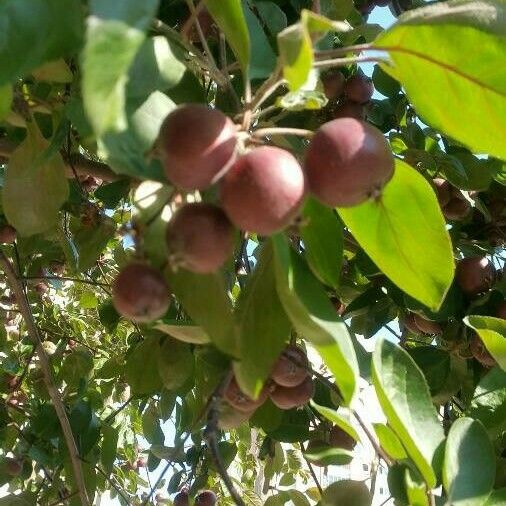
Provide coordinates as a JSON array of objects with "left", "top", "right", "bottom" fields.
[
  {"left": 166, "top": 203, "right": 235, "bottom": 273},
  {"left": 412, "top": 314, "right": 442, "bottom": 335},
  {"left": 344, "top": 74, "right": 374, "bottom": 104},
  {"left": 333, "top": 101, "right": 366, "bottom": 121},
  {"left": 456, "top": 257, "right": 495, "bottom": 296},
  {"left": 443, "top": 195, "right": 470, "bottom": 221},
  {"left": 173, "top": 490, "right": 190, "bottom": 506},
  {"left": 322, "top": 72, "right": 345, "bottom": 100},
  {"left": 497, "top": 301, "right": 506, "bottom": 320},
  {"left": 269, "top": 375, "right": 315, "bottom": 410},
  {"left": 224, "top": 376, "right": 268, "bottom": 413},
  {"left": 329, "top": 426, "right": 356, "bottom": 451},
  {"left": 402, "top": 313, "right": 420, "bottom": 334},
  {"left": 195, "top": 490, "right": 217, "bottom": 506},
  {"left": 220, "top": 146, "right": 305, "bottom": 235},
  {"left": 433, "top": 178, "right": 451, "bottom": 208},
  {"left": 305, "top": 118, "right": 394, "bottom": 207},
  {"left": 271, "top": 345, "right": 308, "bottom": 387},
  {"left": 112, "top": 263, "right": 170, "bottom": 323},
  {"left": 0, "top": 225, "right": 16, "bottom": 244},
  {"left": 158, "top": 104, "right": 237, "bottom": 190},
  {"left": 470, "top": 334, "right": 496, "bottom": 368}
]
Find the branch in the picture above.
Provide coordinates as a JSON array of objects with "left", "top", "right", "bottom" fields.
[
  {"left": 94, "top": 465, "right": 132, "bottom": 505},
  {"left": 21, "top": 275, "right": 110, "bottom": 288},
  {"left": 204, "top": 371, "right": 245, "bottom": 506},
  {"left": 299, "top": 443, "right": 323, "bottom": 495},
  {"left": 252, "top": 127, "right": 314, "bottom": 139},
  {"left": 0, "top": 250, "right": 90, "bottom": 506}
]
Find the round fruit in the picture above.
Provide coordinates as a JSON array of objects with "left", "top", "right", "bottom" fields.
[
  {"left": 470, "top": 334, "right": 496, "bottom": 368},
  {"left": 136, "top": 457, "right": 146, "bottom": 468},
  {"left": 456, "top": 257, "right": 495, "bottom": 296},
  {"left": 497, "top": 301, "right": 506, "bottom": 320},
  {"left": 173, "top": 490, "right": 190, "bottom": 506},
  {"left": 305, "top": 118, "right": 394, "bottom": 207},
  {"left": 220, "top": 146, "right": 305, "bottom": 235},
  {"left": 433, "top": 178, "right": 451, "bottom": 208},
  {"left": 112, "top": 263, "right": 170, "bottom": 322},
  {"left": 322, "top": 72, "right": 345, "bottom": 100},
  {"left": 5, "top": 458, "right": 22, "bottom": 476},
  {"left": 218, "top": 403, "right": 253, "bottom": 430},
  {"left": 329, "top": 426, "right": 356, "bottom": 451},
  {"left": 344, "top": 74, "right": 374, "bottom": 104},
  {"left": 166, "top": 203, "right": 235, "bottom": 273},
  {"left": 271, "top": 345, "right": 308, "bottom": 388},
  {"left": 305, "top": 440, "right": 331, "bottom": 467},
  {"left": 443, "top": 196, "right": 471, "bottom": 221},
  {"left": 224, "top": 376, "right": 268, "bottom": 413},
  {"left": 158, "top": 104, "right": 237, "bottom": 190},
  {"left": 0, "top": 225, "right": 16, "bottom": 244},
  {"left": 195, "top": 490, "right": 217, "bottom": 506},
  {"left": 269, "top": 375, "right": 315, "bottom": 410},
  {"left": 333, "top": 101, "right": 366, "bottom": 120},
  {"left": 402, "top": 313, "right": 421, "bottom": 334},
  {"left": 412, "top": 314, "right": 442, "bottom": 335}
]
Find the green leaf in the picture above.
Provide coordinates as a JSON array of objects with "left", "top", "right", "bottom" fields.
[
  {"left": 157, "top": 336, "right": 194, "bottom": 391},
  {"left": 405, "top": 468, "right": 428, "bottom": 506},
  {"left": 272, "top": 235, "right": 358, "bottom": 405},
  {"left": 79, "top": 291, "right": 98, "bottom": 309},
  {"left": 101, "top": 424, "right": 118, "bottom": 478},
  {"left": 300, "top": 197, "right": 343, "bottom": 289},
  {"left": 310, "top": 401, "right": 360, "bottom": 442},
  {"left": 484, "top": 489, "right": 506, "bottom": 506},
  {"left": 372, "top": 64, "right": 401, "bottom": 98},
  {"left": 82, "top": 0, "right": 159, "bottom": 136},
  {"left": 142, "top": 405, "right": 164, "bottom": 445},
  {"left": 464, "top": 316, "right": 506, "bottom": 370},
  {"left": 205, "top": 0, "right": 250, "bottom": 72},
  {"left": 32, "top": 59, "right": 73, "bottom": 83},
  {"left": 288, "top": 490, "right": 310, "bottom": 506},
  {"left": 372, "top": 338, "right": 445, "bottom": 487},
  {"left": 0, "top": 0, "right": 83, "bottom": 85},
  {"left": 0, "top": 85, "right": 12, "bottom": 121},
  {"left": 372, "top": 423, "right": 407, "bottom": 460},
  {"left": 338, "top": 160, "right": 454, "bottom": 311},
  {"left": 125, "top": 335, "right": 163, "bottom": 395},
  {"left": 374, "top": 0, "right": 506, "bottom": 160},
  {"left": 155, "top": 322, "right": 210, "bottom": 345},
  {"left": 3, "top": 124, "right": 69, "bottom": 237},
  {"left": 60, "top": 350, "right": 94, "bottom": 389},
  {"left": 255, "top": 2, "right": 288, "bottom": 35},
  {"left": 304, "top": 444, "right": 354, "bottom": 466},
  {"left": 443, "top": 417, "right": 495, "bottom": 506},
  {"left": 166, "top": 268, "right": 238, "bottom": 357},
  {"left": 234, "top": 243, "right": 291, "bottom": 399},
  {"left": 321, "top": 480, "right": 371, "bottom": 506},
  {"left": 468, "top": 367, "right": 506, "bottom": 436}
]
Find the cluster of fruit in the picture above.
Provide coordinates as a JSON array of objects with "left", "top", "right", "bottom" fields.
[
  {"left": 433, "top": 178, "right": 471, "bottom": 221},
  {"left": 112, "top": 102, "right": 395, "bottom": 323},
  {"left": 174, "top": 488, "right": 216, "bottom": 506},
  {"left": 322, "top": 71, "right": 374, "bottom": 121},
  {"left": 224, "top": 345, "right": 314, "bottom": 417}
]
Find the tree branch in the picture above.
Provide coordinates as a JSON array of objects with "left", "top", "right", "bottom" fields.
[
  {"left": 299, "top": 443, "right": 323, "bottom": 495},
  {"left": 0, "top": 250, "right": 90, "bottom": 506}
]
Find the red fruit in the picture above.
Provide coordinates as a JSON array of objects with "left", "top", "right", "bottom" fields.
[
  {"left": 269, "top": 375, "right": 315, "bottom": 410},
  {"left": 402, "top": 313, "right": 420, "bottom": 334},
  {"left": 112, "top": 263, "right": 171, "bottom": 322},
  {"left": 5, "top": 458, "right": 22, "bottom": 476},
  {"left": 443, "top": 196, "right": 470, "bottom": 221},
  {"left": 322, "top": 72, "right": 345, "bottom": 100},
  {"left": 333, "top": 101, "right": 366, "bottom": 121},
  {"left": 0, "top": 225, "right": 16, "bottom": 244},
  {"left": 158, "top": 104, "right": 237, "bottom": 190},
  {"left": 344, "top": 74, "right": 374, "bottom": 104},
  {"left": 456, "top": 257, "right": 496, "bottom": 296},
  {"left": 497, "top": 301, "right": 506, "bottom": 320},
  {"left": 195, "top": 490, "right": 217, "bottom": 506},
  {"left": 470, "top": 334, "right": 496, "bottom": 368},
  {"left": 271, "top": 345, "right": 308, "bottom": 388},
  {"left": 136, "top": 457, "right": 146, "bottom": 468},
  {"left": 224, "top": 376, "right": 268, "bottom": 413},
  {"left": 329, "top": 426, "right": 356, "bottom": 451},
  {"left": 433, "top": 178, "right": 451, "bottom": 208},
  {"left": 220, "top": 146, "right": 305, "bottom": 235},
  {"left": 412, "top": 314, "right": 443, "bottom": 335},
  {"left": 305, "top": 118, "right": 394, "bottom": 207},
  {"left": 166, "top": 203, "right": 235, "bottom": 273},
  {"left": 173, "top": 490, "right": 190, "bottom": 506}
]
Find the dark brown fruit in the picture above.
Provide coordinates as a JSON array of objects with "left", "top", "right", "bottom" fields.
[
  {"left": 271, "top": 345, "right": 308, "bottom": 388},
  {"left": 50, "top": 261, "right": 65, "bottom": 275},
  {"left": 112, "top": 263, "right": 170, "bottom": 323},
  {"left": 402, "top": 313, "right": 421, "bottom": 334},
  {"left": 443, "top": 196, "right": 471, "bottom": 221},
  {"left": 470, "top": 334, "right": 496, "bottom": 368},
  {"left": 166, "top": 203, "right": 235, "bottom": 273},
  {"left": 220, "top": 146, "right": 305, "bottom": 235},
  {"left": 195, "top": 490, "right": 217, "bottom": 506},
  {"left": 5, "top": 458, "right": 22, "bottom": 476},
  {"left": 322, "top": 72, "right": 345, "bottom": 100},
  {"left": 497, "top": 301, "right": 506, "bottom": 320},
  {"left": 136, "top": 457, "right": 146, "bottom": 468},
  {"left": 305, "top": 440, "right": 331, "bottom": 467},
  {"left": 224, "top": 376, "right": 268, "bottom": 413},
  {"left": 333, "top": 100, "right": 366, "bottom": 120},
  {"left": 433, "top": 178, "right": 451, "bottom": 208},
  {"left": 344, "top": 74, "right": 374, "bottom": 104},
  {"left": 456, "top": 257, "right": 495, "bottom": 296},
  {"left": 269, "top": 375, "right": 315, "bottom": 410},
  {"left": 185, "top": 9, "right": 216, "bottom": 43},
  {"left": 305, "top": 118, "right": 394, "bottom": 207},
  {"left": 412, "top": 314, "right": 443, "bottom": 335},
  {"left": 329, "top": 426, "right": 356, "bottom": 451},
  {"left": 158, "top": 104, "right": 237, "bottom": 190},
  {"left": 173, "top": 490, "right": 190, "bottom": 506},
  {"left": 0, "top": 225, "right": 16, "bottom": 244}
]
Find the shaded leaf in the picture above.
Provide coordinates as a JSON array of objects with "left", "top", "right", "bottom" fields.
[{"left": 464, "top": 316, "right": 506, "bottom": 370}]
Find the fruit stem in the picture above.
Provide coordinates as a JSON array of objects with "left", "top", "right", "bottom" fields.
[
  {"left": 314, "top": 55, "right": 388, "bottom": 69},
  {"left": 248, "top": 65, "right": 285, "bottom": 115},
  {"left": 315, "top": 43, "right": 372, "bottom": 59},
  {"left": 252, "top": 127, "right": 314, "bottom": 139},
  {"left": 299, "top": 442, "right": 324, "bottom": 495}
]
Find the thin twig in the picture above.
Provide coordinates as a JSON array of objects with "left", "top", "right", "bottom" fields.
[
  {"left": 0, "top": 250, "right": 90, "bottom": 506},
  {"left": 315, "top": 43, "right": 372, "bottom": 59},
  {"left": 21, "top": 275, "right": 110, "bottom": 288},
  {"left": 378, "top": 495, "right": 393, "bottom": 506},
  {"left": 249, "top": 66, "right": 284, "bottom": 114},
  {"left": 299, "top": 443, "right": 323, "bottom": 495},
  {"left": 103, "top": 397, "right": 133, "bottom": 424},
  {"left": 385, "top": 324, "right": 401, "bottom": 339},
  {"left": 314, "top": 55, "right": 387, "bottom": 69},
  {"left": 252, "top": 127, "right": 314, "bottom": 139},
  {"left": 47, "top": 490, "right": 79, "bottom": 506},
  {"left": 94, "top": 465, "right": 132, "bottom": 505}
]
